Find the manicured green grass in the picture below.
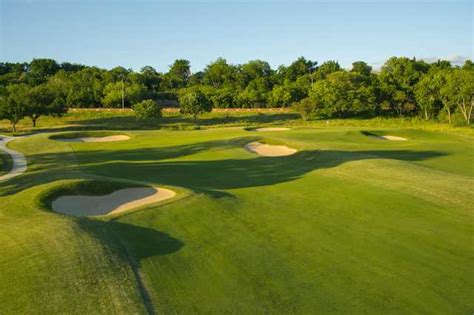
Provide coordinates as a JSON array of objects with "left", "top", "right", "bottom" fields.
[
  {"left": 0, "top": 150, "right": 13, "bottom": 176},
  {"left": 0, "top": 113, "right": 473, "bottom": 313}
]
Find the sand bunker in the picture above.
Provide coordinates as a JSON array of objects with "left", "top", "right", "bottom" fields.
[
  {"left": 371, "top": 135, "right": 407, "bottom": 141},
  {"left": 245, "top": 141, "right": 297, "bottom": 157},
  {"left": 56, "top": 135, "right": 130, "bottom": 142},
  {"left": 52, "top": 187, "right": 175, "bottom": 217},
  {"left": 255, "top": 127, "right": 290, "bottom": 132}
]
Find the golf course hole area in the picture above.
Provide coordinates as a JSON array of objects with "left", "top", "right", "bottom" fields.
[
  {"left": 255, "top": 127, "right": 291, "bottom": 132},
  {"left": 244, "top": 141, "right": 297, "bottom": 157},
  {"left": 50, "top": 132, "right": 130, "bottom": 143},
  {"left": 42, "top": 181, "right": 176, "bottom": 217}
]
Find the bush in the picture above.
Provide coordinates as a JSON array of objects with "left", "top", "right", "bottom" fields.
[{"left": 132, "top": 99, "right": 162, "bottom": 121}]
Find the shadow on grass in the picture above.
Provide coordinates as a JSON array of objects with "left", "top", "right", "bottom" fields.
[{"left": 75, "top": 218, "right": 183, "bottom": 314}]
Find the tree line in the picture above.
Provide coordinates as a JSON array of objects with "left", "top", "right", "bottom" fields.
[{"left": 0, "top": 56, "right": 473, "bottom": 130}]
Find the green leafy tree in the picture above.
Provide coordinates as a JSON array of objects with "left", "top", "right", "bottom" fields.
[
  {"left": 26, "top": 83, "right": 67, "bottom": 127},
  {"left": 137, "top": 66, "right": 162, "bottom": 93},
  {"left": 351, "top": 61, "right": 372, "bottom": 76},
  {"left": 379, "top": 57, "right": 428, "bottom": 116},
  {"left": 415, "top": 73, "right": 440, "bottom": 120},
  {"left": 438, "top": 69, "right": 457, "bottom": 124},
  {"left": 66, "top": 67, "right": 105, "bottom": 107},
  {"left": 28, "top": 58, "right": 60, "bottom": 84},
  {"left": 203, "top": 58, "right": 236, "bottom": 88},
  {"left": 132, "top": 99, "right": 162, "bottom": 121},
  {"left": 312, "top": 60, "right": 341, "bottom": 81},
  {"left": 237, "top": 60, "right": 273, "bottom": 88},
  {"left": 179, "top": 87, "right": 212, "bottom": 121},
  {"left": 279, "top": 57, "right": 317, "bottom": 82},
  {"left": 441, "top": 69, "right": 474, "bottom": 124},
  {"left": 462, "top": 60, "right": 474, "bottom": 71},
  {"left": 163, "top": 59, "right": 191, "bottom": 89},
  {"left": 209, "top": 88, "right": 237, "bottom": 108},
  {"left": 102, "top": 82, "right": 148, "bottom": 108},
  {"left": 293, "top": 97, "right": 315, "bottom": 121},
  {"left": 0, "top": 84, "right": 29, "bottom": 132},
  {"left": 310, "top": 71, "right": 376, "bottom": 117},
  {"left": 268, "top": 85, "right": 297, "bottom": 107},
  {"left": 236, "top": 77, "right": 272, "bottom": 108}
]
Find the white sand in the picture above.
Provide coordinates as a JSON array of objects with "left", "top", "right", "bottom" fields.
[
  {"left": 56, "top": 135, "right": 130, "bottom": 142},
  {"left": 52, "top": 187, "right": 176, "bottom": 217},
  {"left": 245, "top": 141, "right": 297, "bottom": 157},
  {"left": 255, "top": 127, "right": 290, "bottom": 132},
  {"left": 371, "top": 135, "right": 407, "bottom": 141},
  {"left": 0, "top": 136, "right": 27, "bottom": 182}
]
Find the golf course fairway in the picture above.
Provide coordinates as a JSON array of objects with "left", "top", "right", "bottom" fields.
[{"left": 0, "top": 126, "right": 472, "bottom": 314}]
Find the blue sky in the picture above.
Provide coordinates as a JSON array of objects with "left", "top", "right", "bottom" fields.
[{"left": 1, "top": 0, "right": 472, "bottom": 72}]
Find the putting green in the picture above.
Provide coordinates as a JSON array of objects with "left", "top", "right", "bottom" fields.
[{"left": 0, "top": 126, "right": 472, "bottom": 314}]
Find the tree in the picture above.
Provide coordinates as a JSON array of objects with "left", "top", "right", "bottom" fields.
[
  {"left": 0, "top": 84, "right": 29, "bottom": 132},
  {"left": 209, "top": 88, "right": 237, "bottom": 108},
  {"left": 203, "top": 58, "right": 236, "bottom": 88},
  {"left": 137, "top": 66, "right": 162, "bottom": 93},
  {"left": 441, "top": 69, "right": 474, "bottom": 125},
  {"left": 28, "top": 58, "right": 60, "bottom": 84},
  {"left": 102, "top": 82, "right": 148, "bottom": 108},
  {"left": 163, "top": 59, "right": 191, "bottom": 89},
  {"left": 312, "top": 60, "right": 341, "bottom": 81},
  {"left": 268, "top": 84, "right": 297, "bottom": 107},
  {"left": 415, "top": 73, "right": 439, "bottom": 120},
  {"left": 132, "top": 99, "right": 162, "bottom": 121},
  {"left": 310, "top": 71, "right": 376, "bottom": 117},
  {"left": 279, "top": 57, "right": 317, "bottom": 82},
  {"left": 179, "top": 87, "right": 212, "bottom": 122},
  {"left": 351, "top": 61, "right": 372, "bottom": 76},
  {"left": 66, "top": 67, "right": 105, "bottom": 107},
  {"left": 236, "top": 77, "right": 272, "bottom": 108},
  {"left": 379, "top": 57, "right": 428, "bottom": 116},
  {"left": 26, "top": 83, "right": 67, "bottom": 127},
  {"left": 237, "top": 60, "right": 273, "bottom": 88},
  {"left": 293, "top": 97, "right": 315, "bottom": 121},
  {"left": 462, "top": 60, "right": 474, "bottom": 71},
  {"left": 456, "top": 69, "right": 474, "bottom": 125},
  {"left": 438, "top": 69, "right": 457, "bottom": 124}
]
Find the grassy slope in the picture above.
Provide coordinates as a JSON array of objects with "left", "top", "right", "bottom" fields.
[{"left": 0, "top": 119, "right": 472, "bottom": 313}]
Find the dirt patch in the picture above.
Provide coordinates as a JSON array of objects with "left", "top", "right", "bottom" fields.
[
  {"left": 245, "top": 141, "right": 297, "bottom": 157},
  {"left": 255, "top": 127, "right": 290, "bottom": 132},
  {"left": 52, "top": 187, "right": 175, "bottom": 217},
  {"left": 56, "top": 135, "right": 130, "bottom": 142}
]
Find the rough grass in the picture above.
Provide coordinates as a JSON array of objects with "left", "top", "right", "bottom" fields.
[{"left": 0, "top": 113, "right": 473, "bottom": 313}]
